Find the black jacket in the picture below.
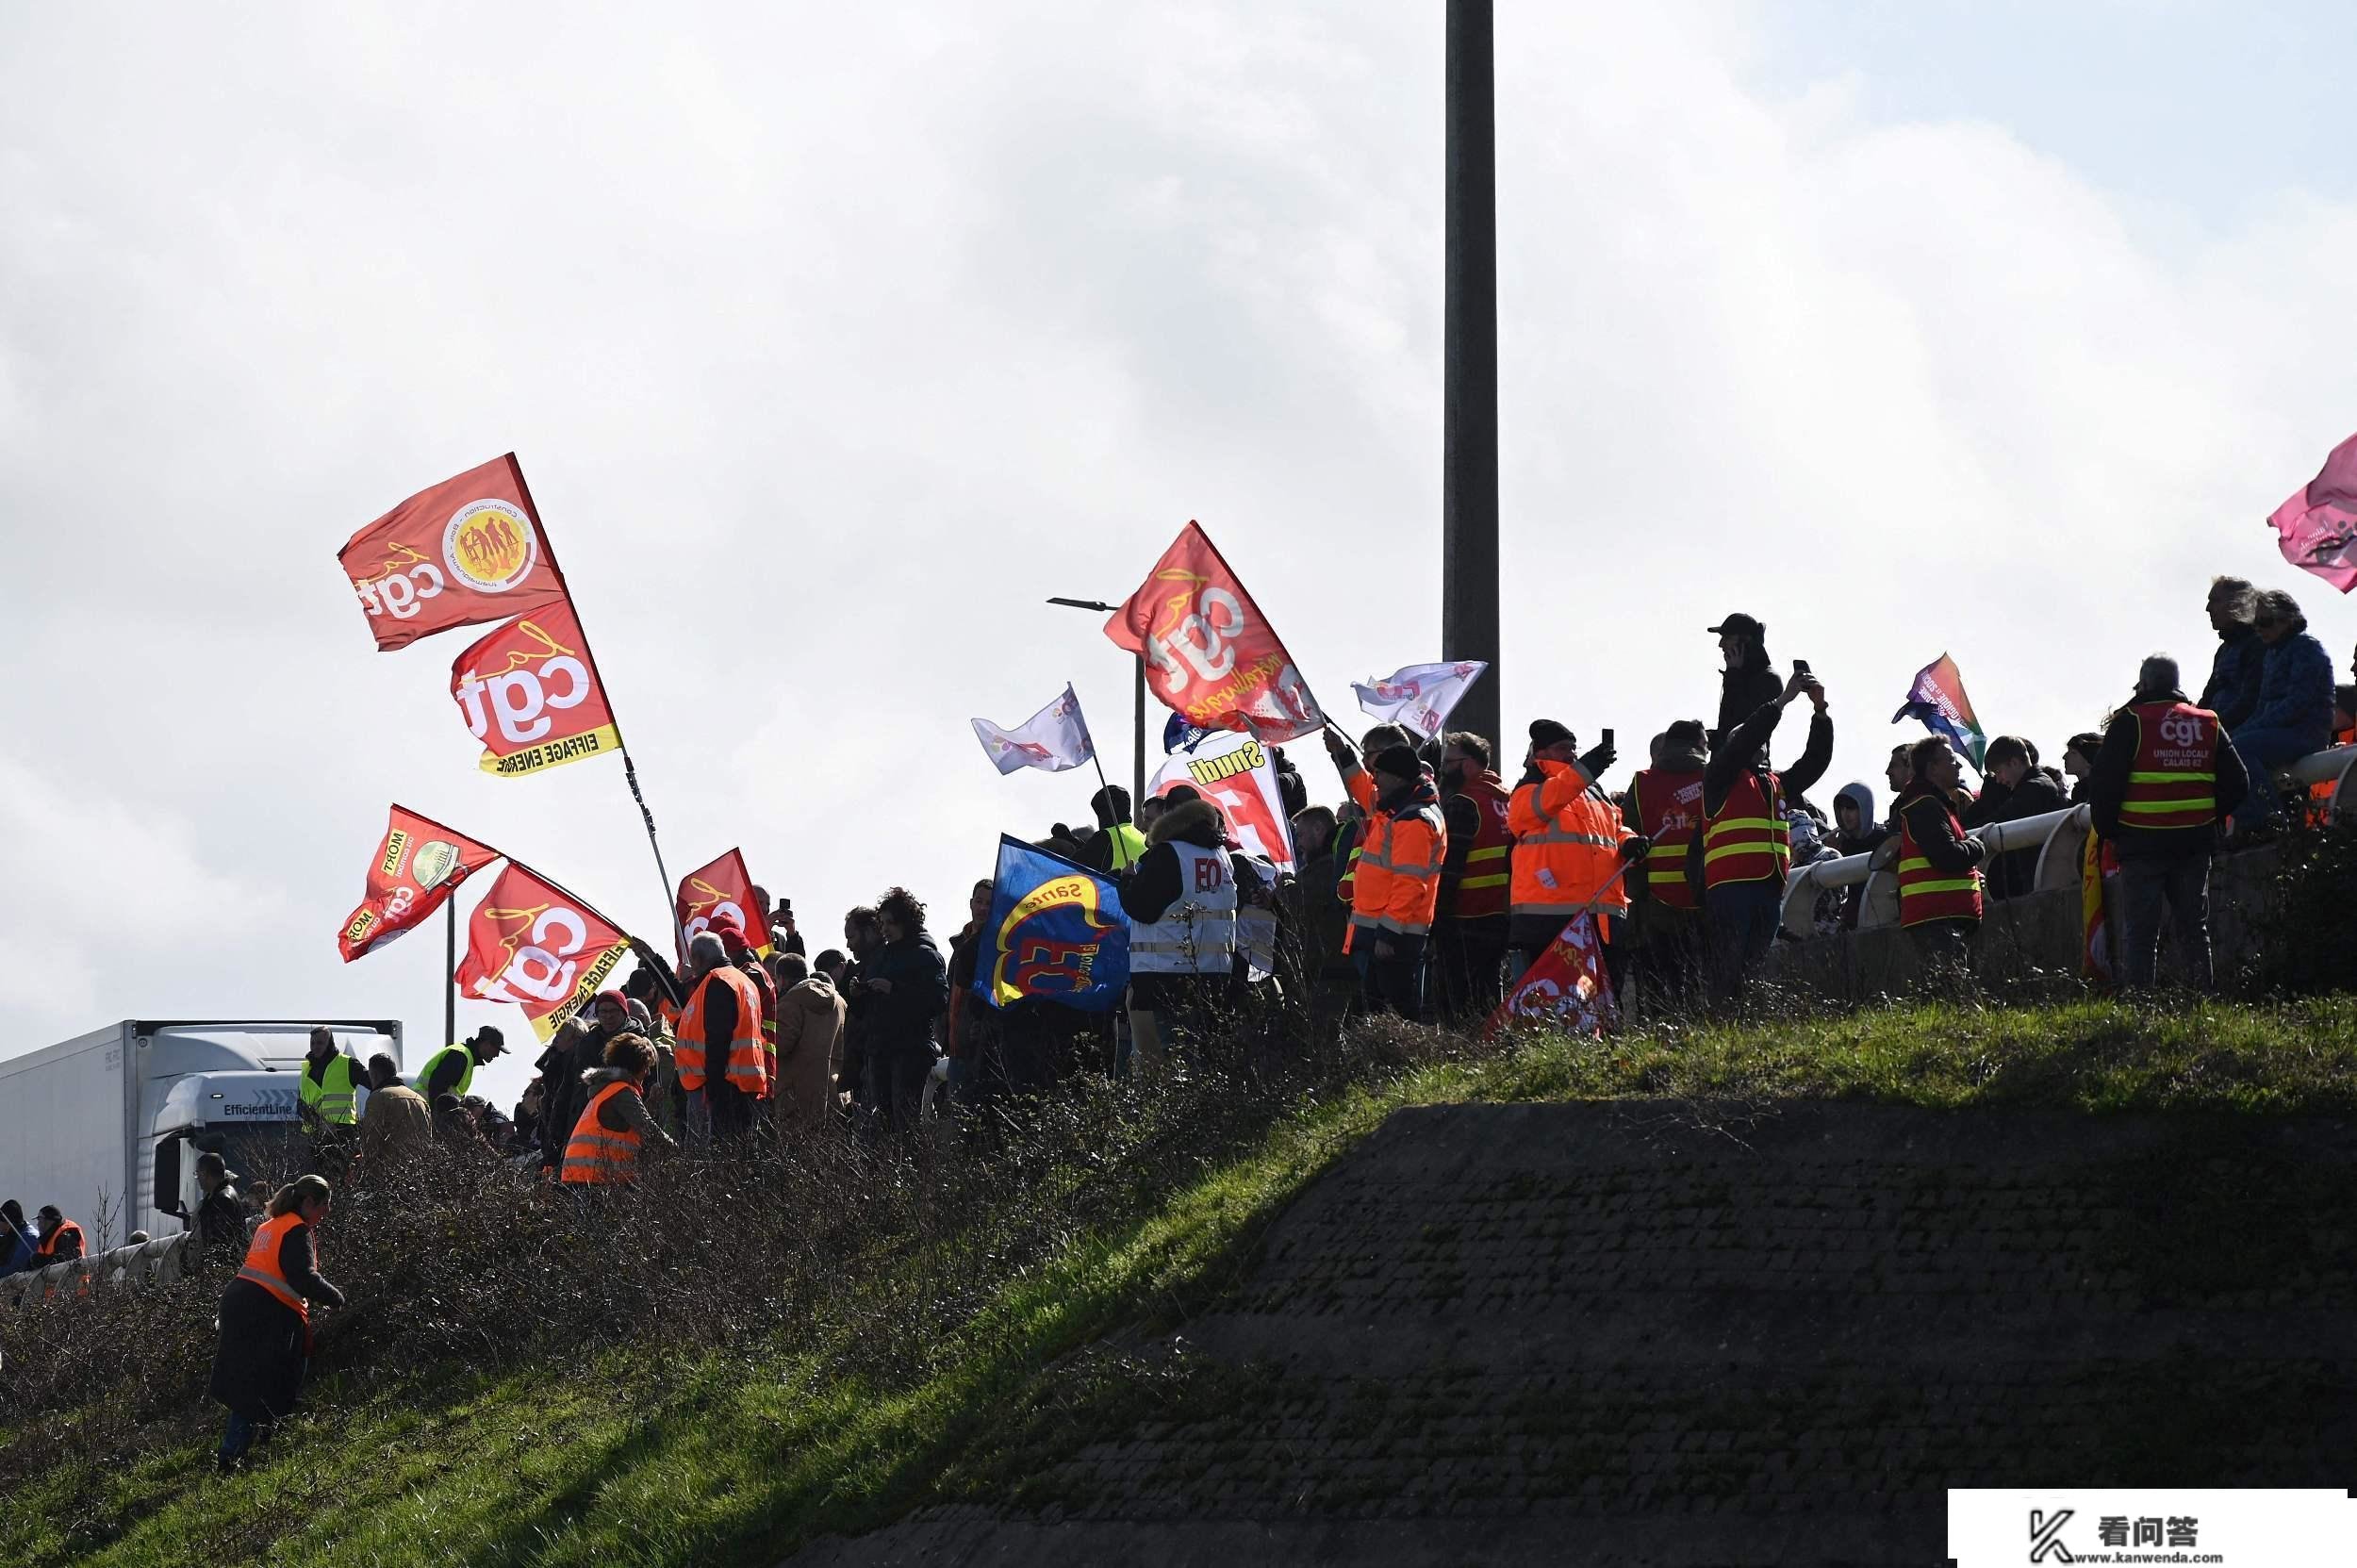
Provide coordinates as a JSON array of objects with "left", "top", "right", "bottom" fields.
[
  {"left": 861, "top": 933, "right": 948, "bottom": 1056},
  {"left": 2200, "top": 624, "right": 2266, "bottom": 732},
  {"left": 2088, "top": 692, "right": 2250, "bottom": 857},
  {"left": 1702, "top": 699, "right": 1834, "bottom": 817},
  {"left": 1979, "top": 767, "right": 2069, "bottom": 899}
]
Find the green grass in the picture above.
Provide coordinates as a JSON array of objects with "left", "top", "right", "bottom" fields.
[{"left": 7, "top": 996, "right": 2355, "bottom": 1568}]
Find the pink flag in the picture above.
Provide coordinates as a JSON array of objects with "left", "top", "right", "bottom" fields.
[{"left": 2268, "top": 431, "right": 2357, "bottom": 594}]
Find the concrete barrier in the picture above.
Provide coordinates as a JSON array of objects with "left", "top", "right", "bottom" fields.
[{"left": 4, "top": 1231, "right": 198, "bottom": 1309}]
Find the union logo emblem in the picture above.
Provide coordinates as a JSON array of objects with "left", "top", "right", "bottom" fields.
[{"left": 441, "top": 499, "right": 538, "bottom": 592}]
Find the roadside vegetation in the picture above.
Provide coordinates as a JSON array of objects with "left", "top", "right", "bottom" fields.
[{"left": 6, "top": 991, "right": 2356, "bottom": 1568}]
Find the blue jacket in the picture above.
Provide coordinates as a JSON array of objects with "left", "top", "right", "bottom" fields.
[
  {"left": 0, "top": 1222, "right": 36, "bottom": 1277},
  {"left": 2198, "top": 625, "right": 2266, "bottom": 732},
  {"left": 2232, "top": 624, "right": 2336, "bottom": 761}
]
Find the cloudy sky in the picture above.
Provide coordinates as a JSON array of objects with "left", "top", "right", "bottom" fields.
[{"left": 5, "top": 1, "right": 2354, "bottom": 1109}]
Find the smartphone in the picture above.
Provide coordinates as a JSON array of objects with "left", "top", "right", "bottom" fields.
[
  {"left": 1601, "top": 727, "right": 1615, "bottom": 751},
  {"left": 1793, "top": 659, "right": 1812, "bottom": 677}
]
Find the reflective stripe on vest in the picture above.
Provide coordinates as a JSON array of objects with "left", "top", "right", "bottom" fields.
[
  {"left": 2122, "top": 701, "right": 2222, "bottom": 831},
  {"left": 416, "top": 1045, "right": 475, "bottom": 1100},
  {"left": 1509, "top": 768, "right": 1631, "bottom": 917},
  {"left": 1631, "top": 767, "right": 1705, "bottom": 911},
  {"left": 678, "top": 966, "right": 766, "bottom": 1095},
  {"left": 1451, "top": 772, "right": 1515, "bottom": 920},
  {"left": 560, "top": 1081, "right": 645, "bottom": 1184},
  {"left": 1896, "top": 790, "right": 1985, "bottom": 928},
  {"left": 1352, "top": 801, "right": 1446, "bottom": 935},
  {"left": 235, "top": 1213, "right": 310, "bottom": 1321},
  {"left": 1131, "top": 842, "right": 1238, "bottom": 973},
  {"left": 299, "top": 1054, "right": 359, "bottom": 1126},
  {"left": 1701, "top": 772, "right": 1790, "bottom": 889}
]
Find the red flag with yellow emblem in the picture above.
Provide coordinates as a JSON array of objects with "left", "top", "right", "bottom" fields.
[
  {"left": 454, "top": 862, "right": 632, "bottom": 1041},
  {"left": 1105, "top": 520, "right": 1326, "bottom": 743},
  {"left": 449, "top": 599, "right": 620, "bottom": 777},
  {"left": 338, "top": 454, "right": 570, "bottom": 652},
  {"left": 338, "top": 804, "right": 503, "bottom": 962}
]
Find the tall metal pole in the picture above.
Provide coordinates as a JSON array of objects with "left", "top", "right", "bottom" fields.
[
  {"left": 1443, "top": 0, "right": 1501, "bottom": 749},
  {"left": 443, "top": 897, "right": 458, "bottom": 1049},
  {"left": 1132, "top": 653, "right": 1147, "bottom": 808}
]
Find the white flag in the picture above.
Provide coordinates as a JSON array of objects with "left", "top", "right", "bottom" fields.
[
  {"left": 1352, "top": 660, "right": 1490, "bottom": 742},
  {"left": 971, "top": 685, "right": 1096, "bottom": 774},
  {"left": 1150, "top": 729, "right": 1296, "bottom": 872}
]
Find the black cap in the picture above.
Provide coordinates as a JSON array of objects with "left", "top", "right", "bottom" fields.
[
  {"left": 1529, "top": 718, "right": 1574, "bottom": 750},
  {"left": 1371, "top": 745, "right": 1423, "bottom": 781},
  {"left": 471, "top": 1024, "right": 504, "bottom": 1048},
  {"left": 1707, "top": 612, "right": 1764, "bottom": 638}
]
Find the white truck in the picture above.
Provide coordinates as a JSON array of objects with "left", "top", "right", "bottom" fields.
[{"left": 0, "top": 1019, "right": 403, "bottom": 1247}]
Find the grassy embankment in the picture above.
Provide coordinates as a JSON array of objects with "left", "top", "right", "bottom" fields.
[{"left": 5, "top": 997, "right": 2353, "bottom": 1568}]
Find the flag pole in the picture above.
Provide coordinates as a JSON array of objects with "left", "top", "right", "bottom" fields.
[
  {"left": 502, "top": 455, "right": 687, "bottom": 950},
  {"left": 444, "top": 897, "right": 458, "bottom": 1049}
]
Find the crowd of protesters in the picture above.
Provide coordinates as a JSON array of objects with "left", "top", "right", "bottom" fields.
[{"left": 8, "top": 578, "right": 2351, "bottom": 1473}]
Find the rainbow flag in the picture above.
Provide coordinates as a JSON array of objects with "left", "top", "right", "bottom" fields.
[{"left": 1892, "top": 653, "right": 1986, "bottom": 773}]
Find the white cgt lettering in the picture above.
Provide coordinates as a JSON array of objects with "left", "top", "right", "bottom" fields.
[
  {"left": 1145, "top": 585, "right": 1247, "bottom": 692},
  {"left": 454, "top": 656, "right": 593, "bottom": 745},
  {"left": 357, "top": 564, "right": 447, "bottom": 620}
]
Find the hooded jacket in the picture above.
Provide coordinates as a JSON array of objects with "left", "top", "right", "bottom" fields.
[
  {"left": 2233, "top": 621, "right": 2337, "bottom": 761},
  {"left": 571, "top": 1067, "right": 678, "bottom": 1151},
  {"left": 773, "top": 975, "right": 847, "bottom": 1124}
]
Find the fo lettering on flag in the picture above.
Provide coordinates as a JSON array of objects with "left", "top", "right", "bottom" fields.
[
  {"left": 979, "top": 835, "right": 1129, "bottom": 1011},
  {"left": 338, "top": 454, "right": 569, "bottom": 652},
  {"left": 1893, "top": 653, "right": 1987, "bottom": 773},
  {"left": 1150, "top": 728, "right": 1297, "bottom": 873},
  {"left": 1353, "top": 661, "right": 1490, "bottom": 742},
  {"left": 676, "top": 848, "right": 768, "bottom": 959},
  {"left": 454, "top": 862, "right": 632, "bottom": 1041},
  {"left": 338, "top": 805, "right": 501, "bottom": 962},
  {"left": 1105, "top": 520, "right": 1326, "bottom": 744},
  {"left": 2269, "top": 429, "right": 2357, "bottom": 594},
  {"left": 1489, "top": 914, "right": 1616, "bottom": 1039},
  {"left": 971, "top": 685, "right": 1096, "bottom": 774},
  {"left": 450, "top": 600, "right": 620, "bottom": 777}
]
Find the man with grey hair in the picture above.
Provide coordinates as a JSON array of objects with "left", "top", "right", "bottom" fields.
[
  {"left": 680, "top": 930, "right": 767, "bottom": 1145},
  {"left": 2231, "top": 588, "right": 2337, "bottom": 830},
  {"left": 2198, "top": 576, "right": 2265, "bottom": 731},
  {"left": 2090, "top": 653, "right": 2247, "bottom": 989}
]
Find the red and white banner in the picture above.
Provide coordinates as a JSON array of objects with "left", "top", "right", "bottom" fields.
[
  {"left": 1488, "top": 914, "right": 1616, "bottom": 1038},
  {"left": 338, "top": 805, "right": 502, "bottom": 962},
  {"left": 971, "top": 685, "right": 1095, "bottom": 774},
  {"left": 676, "top": 848, "right": 770, "bottom": 958},
  {"left": 338, "top": 454, "right": 570, "bottom": 651},
  {"left": 1106, "top": 520, "right": 1326, "bottom": 744},
  {"left": 455, "top": 862, "right": 632, "bottom": 1041},
  {"left": 1353, "top": 661, "right": 1490, "bottom": 742},
  {"left": 450, "top": 599, "right": 620, "bottom": 777},
  {"left": 1151, "top": 729, "right": 1296, "bottom": 873}
]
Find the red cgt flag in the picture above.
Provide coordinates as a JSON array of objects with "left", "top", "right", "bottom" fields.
[
  {"left": 338, "top": 454, "right": 570, "bottom": 651},
  {"left": 450, "top": 599, "right": 621, "bottom": 778},
  {"left": 1486, "top": 914, "right": 1618, "bottom": 1039},
  {"left": 676, "top": 848, "right": 770, "bottom": 958},
  {"left": 1105, "top": 520, "right": 1327, "bottom": 744},
  {"left": 455, "top": 862, "right": 632, "bottom": 1041},
  {"left": 338, "top": 805, "right": 503, "bottom": 962}
]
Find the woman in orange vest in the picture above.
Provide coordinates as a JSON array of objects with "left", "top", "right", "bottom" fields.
[
  {"left": 560, "top": 1032, "right": 675, "bottom": 1185},
  {"left": 1892, "top": 735, "right": 1988, "bottom": 988},
  {"left": 208, "top": 1174, "right": 343, "bottom": 1471},
  {"left": 1324, "top": 733, "right": 1449, "bottom": 1019}
]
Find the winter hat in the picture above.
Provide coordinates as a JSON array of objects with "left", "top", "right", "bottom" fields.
[
  {"left": 1371, "top": 745, "right": 1423, "bottom": 782},
  {"left": 1529, "top": 718, "right": 1574, "bottom": 750}
]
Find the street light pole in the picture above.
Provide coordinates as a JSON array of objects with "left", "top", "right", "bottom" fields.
[
  {"left": 1045, "top": 596, "right": 1147, "bottom": 807},
  {"left": 1443, "top": 0, "right": 1501, "bottom": 748}
]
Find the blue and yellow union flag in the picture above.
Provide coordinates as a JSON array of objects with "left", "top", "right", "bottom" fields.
[{"left": 980, "top": 836, "right": 1130, "bottom": 1012}]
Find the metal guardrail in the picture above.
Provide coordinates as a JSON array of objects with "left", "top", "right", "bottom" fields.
[
  {"left": 1776, "top": 743, "right": 2356, "bottom": 940},
  {"left": 3, "top": 1231, "right": 201, "bottom": 1309}
]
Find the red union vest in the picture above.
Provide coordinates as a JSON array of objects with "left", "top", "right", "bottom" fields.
[
  {"left": 235, "top": 1213, "right": 311, "bottom": 1321},
  {"left": 560, "top": 1081, "right": 645, "bottom": 1184},
  {"left": 1631, "top": 767, "right": 1706, "bottom": 910},
  {"left": 1896, "top": 786, "right": 1985, "bottom": 927},
  {"left": 1700, "top": 771, "right": 1790, "bottom": 890},
  {"left": 1449, "top": 771, "right": 1514, "bottom": 920},
  {"left": 2123, "top": 701, "right": 2221, "bottom": 833}
]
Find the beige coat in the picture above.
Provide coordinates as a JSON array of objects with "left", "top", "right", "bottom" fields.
[
  {"left": 358, "top": 1083, "right": 432, "bottom": 1168},
  {"left": 772, "top": 976, "right": 847, "bottom": 1128}
]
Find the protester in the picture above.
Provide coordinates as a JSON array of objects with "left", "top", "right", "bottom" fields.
[
  {"left": 1697, "top": 668, "right": 1832, "bottom": 1000},
  {"left": 1825, "top": 782, "right": 1887, "bottom": 931},
  {"left": 2062, "top": 733, "right": 2104, "bottom": 805},
  {"left": 510, "top": 1078, "right": 545, "bottom": 1150},
  {"left": 432, "top": 1094, "right": 490, "bottom": 1151},
  {"left": 356, "top": 1053, "right": 430, "bottom": 1171},
  {"left": 1894, "top": 735, "right": 1986, "bottom": 985},
  {"left": 1135, "top": 795, "right": 1169, "bottom": 836},
  {"left": 193, "top": 1151, "right": 248, "bottom": 1254},
  {"left": 416, "top": 1026, "right": 506, "bottom": 1104},
  {"left": 1324, "top": 731, "right": 1447, "bottom": 1019},
  {"left": 2198, "top": 576, "right": 2266, "bottom": 732},
  {"left": 769, "top": 949, "right": 848, "bottom": 1131},
  {"left": 1272, "top": 746, "right": 1309, "bottom": 817},
  {"left": 1332, "top": 723, "right": 1416, "bottom": 912},
  {"left": 209, "top": 1175, "right": 342, "bottom": 1470},
  {"left": 31, "top": 1205, "right": 84, "bottom": 1264},
  {"left": 944, "top": 879, "right": 1001, "bottom": 1104},
  {"left": 814, "top": 948, "right": 849, "bottom": 988},
  {"left": 1507, "top": 719, "right": 1637, "bottom": 987},
  {"left": 1, "top": 1200, "right": 39, "bottom": 1276},
  {"left": 2231, "top": 588, "right": 2337, "bottom": 829},
  {"left": 1117, "top": 796, "right": 1239, "bottom": 1074},
  {"left": 2089, "top": 655, "right": 2248, "bottom": 990},
  {"left": 838, "top": 908, "right": 884, "bottom": 1116},
  {"left": 1971, "top": 735, "right": 2069, "bottom": 900},
  {"left": 533, "top": 1015, "right": 603, "bottom": 1173},
  {"left": 1081, "top": 785, "right": 1147, "bottom": 873},
  {"left": 296, "top": 1026, "right": 364, "bottom": 1147},
  {"left": 849, "top": 888, "right": 947, "bottom": 1131},
  {"left": 1709, "top": 613, "right": 1783, "bottom": 745},
  {"left": 750, "top": 885, "right": 808, "bottom": 958},
  {"left": 672, "top": 933, "right": 770, "bottom": 1146},
  {"left": 558, "top": 1033, "right": 676, "bottom": 1184},
  {"left": 1434, "top": 731, "right": 1513, "bottom": 1021},
  {"left": 1625, "top": 722, "right": 1709, "bottom": 1008},
  {"left": 1277, "top": 803, "right": 1357, "bottom": 1032}
]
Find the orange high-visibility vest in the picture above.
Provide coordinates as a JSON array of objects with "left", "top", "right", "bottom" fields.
[
  {"left": 1449, "top": 771, "right": 1514, "bottom": 920},
  {"left": 235, "top": 1213, "right": 311, "bottom": 1321},
  {"left": 30, "top": 1219, "right": 83, "bottom": 1262},
  {"left": 1700, "top": 770, "right": 1790, "bottom": 890},
  {"left": 2121, "top": 701, "right": 2222, "bottom": 832},
  {"left": 676, "top": 966, "right": 767, "bottom": 1098},
  {"left": 1508, "top": 761, "right": 1628, "bottom": 919},
  {"left": 559, "top": 1081, "right": 645, "bottom": 1184},
  {"left": 1896, "top": 786, "right": 1985, "bottom": 927},
  {"left": 1630, "top": 767, "right": 1706, "bottom": 911},
  {"left": 1342, "top": 768, "right": 1446, "bottom": 936}
]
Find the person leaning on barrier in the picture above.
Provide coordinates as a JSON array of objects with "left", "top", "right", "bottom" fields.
[
  {"left": 2088, "top": 655, "right": 2247, "bottom": 992},
  {"left": 31, "top": 1204, "right": 85, "bottom": 1263},
  {"left": 1969, "top": 736, "right": 2069, "bottom": 900},
  {"left": 2230, "top": 588, "right": 2336, "bottom": 831},
  {"left": 2198, "top": 576, "right": 2266, "bottom": 733},
  {"left": 2062, "top": 732, "right": 2105, "bottom": 806},
  {"left": 0, "top": 1199, "right": 37, "bottom": 1276},
  {"left": 1893, "top": 735, "right": 1986, "bottom": 985},
  {"left": 209, "top": 1174, "right": 343, "bottom": 1471}
]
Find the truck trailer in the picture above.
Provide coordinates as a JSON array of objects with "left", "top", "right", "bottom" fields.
[{"left": 0, "top": 1019, "right": 403, "bottom": 1246}]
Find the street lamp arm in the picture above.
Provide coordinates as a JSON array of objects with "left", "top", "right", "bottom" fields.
[{"left": 1046, "top": 596, "right": 1121, "bottom": 613}]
